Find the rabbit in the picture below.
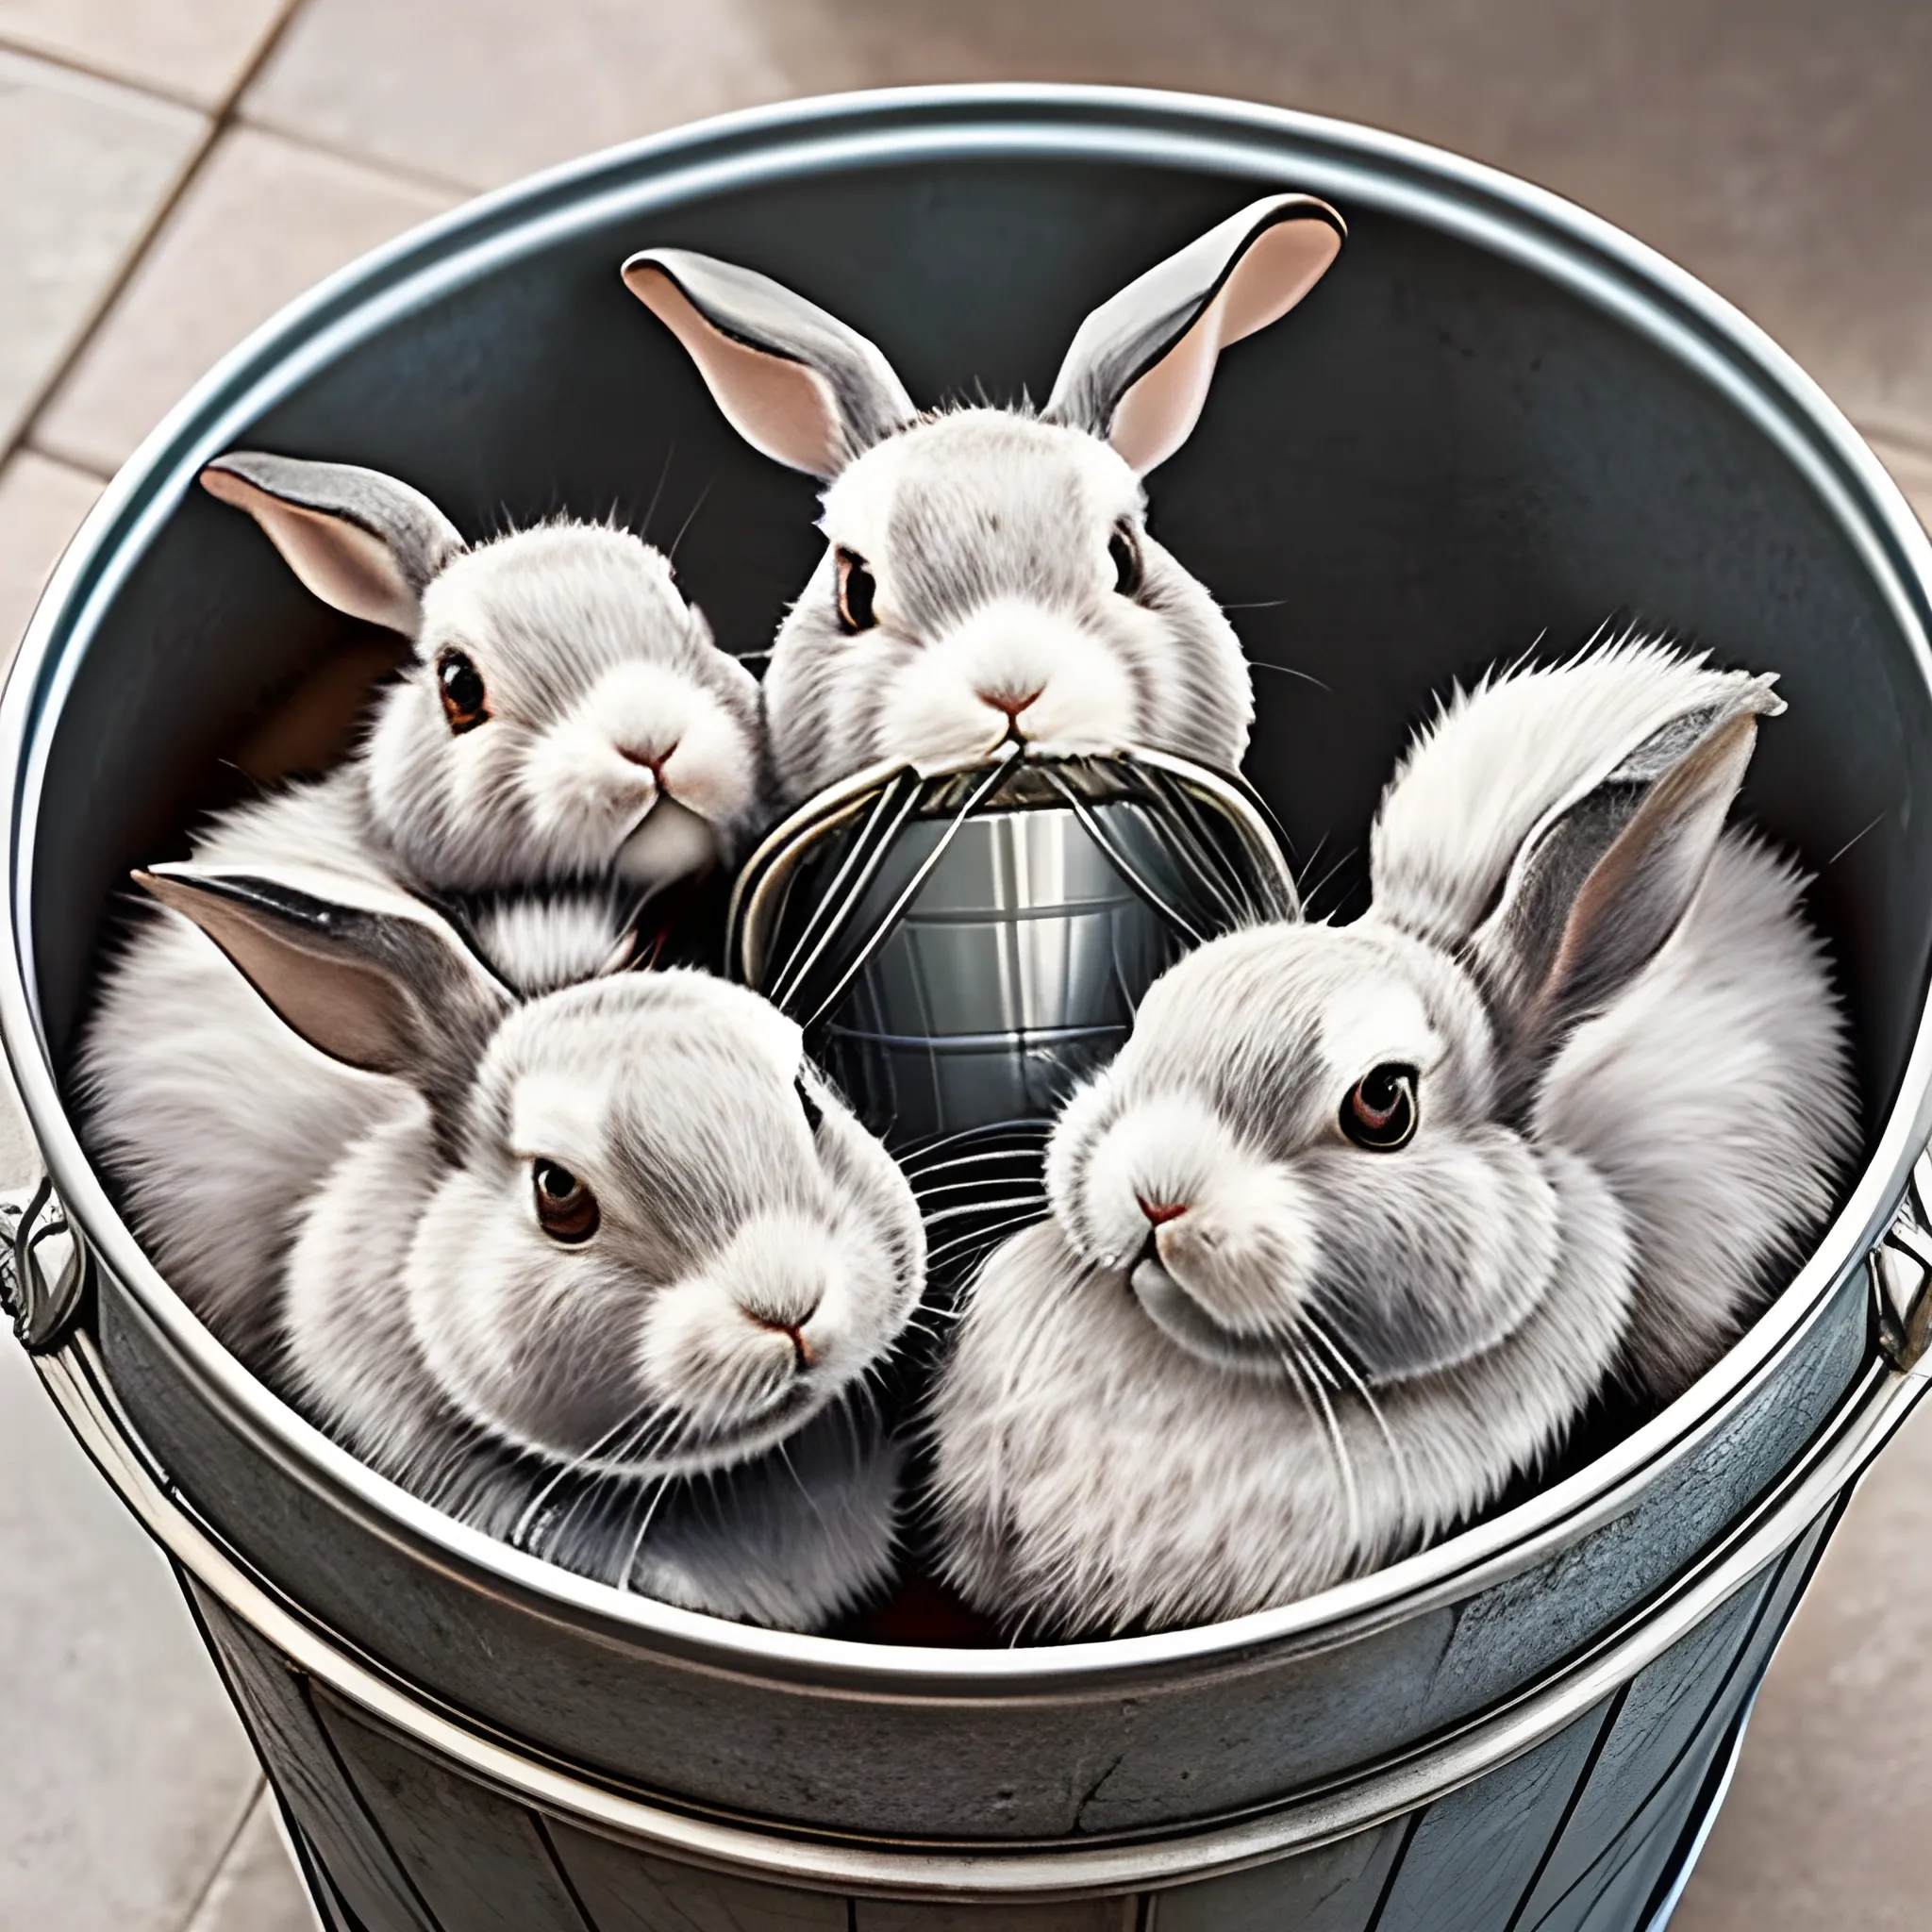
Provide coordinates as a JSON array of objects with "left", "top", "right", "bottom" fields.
[
  {"left": 192, "top": 451, "right": 770, "bottom": 900},
  {"left": 75, "top": 454, "right": 769, "bottom": 1355},
  {"left": 134, "top": 862, "right": 927, "bottom": 1630},
  {"left": 623, "top": 194, "right": 1345, "bottom": 805},
  {"left": 927, "top": 640, "right": 1857, "bottom": 1636}
]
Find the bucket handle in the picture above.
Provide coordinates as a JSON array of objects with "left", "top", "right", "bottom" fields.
[
  {"left": 1871, "top": 1151, "right": 1932, "bottom": 1372},
  {"left": 0, "top": 1174, "right": 93, "bottom": 1352}
]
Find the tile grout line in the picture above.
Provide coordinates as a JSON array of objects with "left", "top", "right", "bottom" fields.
[
  {"left": 11, "top": 447, "right": 116, "bottom": 487},
  {"left": 231, "top": 107, "right": 486, "bottom": 201},
  {"left": 0, "top": 33, "right": 226, "bottom": 117},
  {"left": 0, "top": 0, "right": 309, "bottom": 480},
  {"left": 168, "top": 1774, "right": 269, "bottom": 1932}
]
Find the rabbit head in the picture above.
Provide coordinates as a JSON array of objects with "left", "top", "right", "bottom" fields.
[
  {"left": 201, "top": 454, "right": 767, "bottom": 896},
  {"left": 1045, "top": 664, "right": 1781, "bottom": 1389},
  {"left": 137, "top": 866, "right": 924, "bottom": 1479},
  {"left": 622, "top": 196, "right": 1344, "bottom": 802}
]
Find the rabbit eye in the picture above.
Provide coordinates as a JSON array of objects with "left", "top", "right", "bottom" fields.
[
  {"left": 532, "top": 1158, "right": 599, "bottom": 1243},
  {"left": 1340, "top": 1063, "right": 1419, "bottom": 1152},
  {"left": 1108, "top": 521, "right": 1143, "bottom": 598},
  {"left": 835, "top": 548, "right": 876, "bottom": 633},
  {"left": 436, "top": 649, "right": 490, "bottom": 734}
]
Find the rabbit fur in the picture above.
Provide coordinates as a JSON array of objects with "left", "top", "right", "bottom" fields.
[
  {"left": 138, "top": 865, "right": 925, "bottom": 1629},
  {"left": 625, "top": 196, "right": 1346, "bottom": 803},
  {"left": 75, "top": 455, "right": 768, "bottom": 1357},
  {"left": 929, "top": 640, "right": 1857, "bottom": 1635}
]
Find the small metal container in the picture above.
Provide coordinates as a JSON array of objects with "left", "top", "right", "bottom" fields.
[
  {"left": 5, "top": 85, "right": 1932, "bottom": 1932},
  {"left": 731, "top": 751, "right": 1295, "bottom": 1149}
]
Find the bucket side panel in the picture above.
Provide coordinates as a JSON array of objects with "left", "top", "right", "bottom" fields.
[
  {"left": 186, "top": 1580, "right": 437, "bottom": 1932},
  {"left": 315, "top": 1693, "right": 605, "bottom": 1932},
  {"left": 1509, "top": 1510, "right": 1829, "bottom": 1931},
  {"left": 1374, "top": 1696, "right": 1618, "bottom": 1932},
  {"left": 545, "top": 1818, "right": 846, "bottom": 1931},
  {"left": 1151, "top": 1818, "right": 1407, "bottom": 1931}
]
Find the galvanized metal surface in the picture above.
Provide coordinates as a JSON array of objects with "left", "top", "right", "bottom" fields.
[
  {"left": 731, "top": 749, "right": 1296, "bottom": 1150},
  {"left": 4, "top": 83, "right": 1932, "bottom": 1925},
  {"left": 29, "top": 1297, "right": 1924, "bottom": 1898}
]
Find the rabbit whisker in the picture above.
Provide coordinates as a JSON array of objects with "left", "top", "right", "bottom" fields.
[
  {"left": 1301, "top": 1310, "right": 1414, "bottom": 1519},
  {"left": 920, "top": 1192, "right": 1050, "bottom": 1231},
  {"left": 926, "top": 1209, "right": 1051, "bottom": 1271},
  {"left": 1038, "top": 764, "right": 1209, "bottom": 948},
  {"left": 619, "top": 1471, "right": 679, "bottom": 1590},
  {"left": 509, "top": 1396, "right": 666, "bottom": 1548},
  {"left": 910, "top": 1172, "right": 1048, "bottom": 1205},
  {"left": 1296, "top": 844, "right": 1360, "bottom": 918},
  {"left": 800, "top": 755, "right": 1017, "bottom": 1031},
  {"left": 640, "top": 441, "right": 675, "bottom": 544},
  {"left": 1282, "top": 1338, "right": 1363, "bottom": 1570},
  {"left": 768, "top": 768, "right": 924, "bottom": 1010},
  {"left": 1248, "top": 658, "right": 1332, "bottom": 691},
  {"left": 666, "top": 475, "right": 715, "bottom": 563},
  {"left": 1826, "top": 811, "right": 1886, "bottom": 869}
]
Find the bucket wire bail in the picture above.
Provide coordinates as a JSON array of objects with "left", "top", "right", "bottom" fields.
[{"left": 0, "top": 1174, "right": 92, "bottom": 1353}]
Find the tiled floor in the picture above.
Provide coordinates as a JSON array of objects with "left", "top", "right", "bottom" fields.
[{"left": 3, "top": 3, "right": 1930, "bottom": 1925}]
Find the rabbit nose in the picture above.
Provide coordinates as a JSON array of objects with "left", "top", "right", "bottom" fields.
[
  {"left": 978, "top": 686, "right": 1042, "bottom": 725},
  {"left": 748, "top": 1313, "right": 815, "bottom": 1372},
  {"left": 1139, "top": 1196, "right": 1191, "bottom": 1227},
  {"left": 618, "top": 741, "right": 676, "bottom": 779}
]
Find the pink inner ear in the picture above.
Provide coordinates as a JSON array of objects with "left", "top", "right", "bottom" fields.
[
  {"left": 201, "top": 469, "right": 424, "bottom": 636},
  {"left": 1108, "top": 214, "right": 1343, "bottom": 476},
  {"left": 137, "top": 872, "right": 414, "bottom": 1075},
  {"left": 623, "top": 262, "right": 846, "bottom": 479}
]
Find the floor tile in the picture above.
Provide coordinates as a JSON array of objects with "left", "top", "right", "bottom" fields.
[
  {"left": 32, "top": 124, "right": 458, "bottom": 477},
  {"left": 0, "top": 450, "right": 105, "bottom": 679},
  {"left": 244, "top": 0, "right": 1932, "bottom": 442},
  {"left": 1672, "top": 1395, "right": 1932, "bottom": 1932},
  {"left": 1868, "top": 434, "right": 1932, "bottom": 534},
  {"left": 0, "top": 0, "right": 291, "bottom": 108},
  {"left": 0, "top": 48, "right": 205, "bottom": 451},
  {"left": 182, "top": 1785, "right": 316, "bottom": 1932},
  {"left": 0, "top": 1087, "right": 263, "bottom": 1932},
  {"left": 242, "top": 0, "right": 792, "bottom": 192}
]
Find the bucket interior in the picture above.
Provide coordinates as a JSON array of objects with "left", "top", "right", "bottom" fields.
[{"left": 16, "top": 129, "right": 1932, "bottom": 1616}]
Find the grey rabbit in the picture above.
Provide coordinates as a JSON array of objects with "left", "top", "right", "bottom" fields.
[
  {"left": 137, "top": 862, "right": 926, "bottom": 1629},
  {"left": 623, "top": 194, "right": 1345, "bottom": 803},
  {"left": 929, "top": 641, "right": 1857, "bottom": 1636}
]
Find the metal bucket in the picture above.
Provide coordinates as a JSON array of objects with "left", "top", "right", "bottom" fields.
[
  {"left": 5, "top": 85, "right": 1932, "bottom": 1932},
  {"left": 729, "top": 750, "right": 1297, "bottom": 1151}
]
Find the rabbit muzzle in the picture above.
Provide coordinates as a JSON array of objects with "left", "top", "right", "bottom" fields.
[
  {"left": 1067, "top": 1090, "right": 1324, "bottom": 1369},
  {"left": 522, "top": 659, "right": 758, "bottom": 882},
  {"left": 630, "top": 1210, "right": 868, "bottom": 1464},
  {"left": 872, "top": 598, "right": 1140, "bottom": 774}
]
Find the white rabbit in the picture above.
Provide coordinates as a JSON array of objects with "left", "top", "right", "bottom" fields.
[
  {"left": 928, "top": 641, "right": 1857, "bottom": 1635},
  {"left": 623, "top": 196, "right": 1345, "bottom": 803},
  {"left": 135, "top": 864, "right": 926, "bottom": 1630},
  {"left": 76, "top": 455, "right": 768, "bottom": 1354},
  {"left": 194, "top": 451, "right": 770, "bottom": 898}
]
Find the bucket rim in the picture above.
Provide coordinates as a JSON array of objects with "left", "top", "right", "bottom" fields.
[{"left": 5, "top": 80, "right": 1930, "bottom": 1690}]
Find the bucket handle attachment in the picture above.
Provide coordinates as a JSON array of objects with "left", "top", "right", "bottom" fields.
[
  {"left": 0, "top": 1174, "right": 93, "bottom": 1353},
  {"left": 1870, "top": 1150, "right": 1932, "bottom": 1372}
]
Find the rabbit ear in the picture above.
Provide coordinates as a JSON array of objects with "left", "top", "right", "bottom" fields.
[
  {"left": 622, "top": 249, "right": 917, "bottom": 479},
  {"left": 1043, "top": 195, "right": 1345, "bottom": 475},
  {"left": 1474, "top": 680, "right": 1782, "bottom": 1075},
  {"left": 200, "top": 452, "right": 466, "bottom": 637},
  {"left": 135, "top": 866, "right": 511, "bottom": 1110}
]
